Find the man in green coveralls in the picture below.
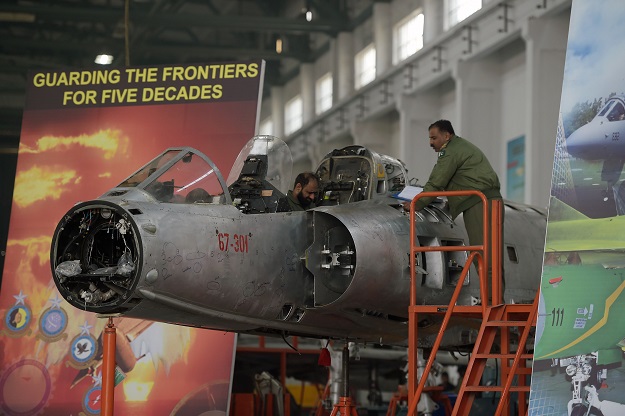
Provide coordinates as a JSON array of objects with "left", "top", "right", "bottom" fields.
[
  {"left": 411, "top": 119, "right": 503, "bottom": 302},
  {"left": 287, "top": 172, "right": 319, "bottom": 211}
]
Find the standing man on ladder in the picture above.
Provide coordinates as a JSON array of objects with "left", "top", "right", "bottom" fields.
[{"left": 407, "top": 119, "right": 504, "bottom": 302}]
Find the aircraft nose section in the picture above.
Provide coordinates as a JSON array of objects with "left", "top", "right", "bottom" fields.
[
  {"left": 565, "top": 123, "right": 601, "bottom": 159},
  {"left": 50, "top": 200, "right": 143, "bottom": 314}
]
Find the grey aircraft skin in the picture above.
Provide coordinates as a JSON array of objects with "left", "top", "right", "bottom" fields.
[{"left": 50, "top": 136, "right": 546, "bottom": 348}]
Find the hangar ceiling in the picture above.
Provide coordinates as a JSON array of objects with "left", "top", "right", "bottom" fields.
[
  {"left": 0, "top": 0, "right": 379, "bottom": 145},
  {"left": 0, "top": 0, "right": 381, "bottom": 279}
]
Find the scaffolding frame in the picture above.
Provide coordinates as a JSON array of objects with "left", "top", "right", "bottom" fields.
[{"left": 406, "top": 191, "right": 538, "bottom": 416}]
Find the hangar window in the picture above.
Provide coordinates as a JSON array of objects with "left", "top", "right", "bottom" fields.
[
  {"left": 284, "top": 95, "right": 303, "bottom": 135},
  {"left": 445, "top": 0, "right": 482, "bottom": 30},
  {"left": 393, "top": 10, "right": 424, "bottom": 64},
  {"left": 355, "top": 44, "right": 376, "bottom": 89},
  {"left": 316, "top": 72, "right": 333, "bottom": 115}
]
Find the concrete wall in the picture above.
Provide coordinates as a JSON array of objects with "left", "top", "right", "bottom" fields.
[{"left": 262, "top": 0, "right": 572, "bottom": 208}]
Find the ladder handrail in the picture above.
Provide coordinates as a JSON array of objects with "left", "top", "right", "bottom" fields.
[
  {"left": 406, "top": 250, "right": 482, "bottom": 416},
  {"left": 408, "top": 189, "right": 491, "bottom": 313},
  {"left": 407, "top": 190, "right": 509, "bottom": 416}
]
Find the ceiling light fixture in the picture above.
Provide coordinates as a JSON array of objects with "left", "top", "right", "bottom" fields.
[
  {"left": 304, "top": 0, "right": 313, "bottom": 22},
  {"left": 0, "top": 12, "right": 35, "bottom": 23},
  {"left": 95, "top": 54, "right": 114, "bottom": 65},
  {"left": 275, "top": 38, "right": 283, "bottom": 54}
]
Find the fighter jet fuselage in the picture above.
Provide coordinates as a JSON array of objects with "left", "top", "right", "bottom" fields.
[{"left": 50, "top": 137, "right": 547, "bottom": 347}]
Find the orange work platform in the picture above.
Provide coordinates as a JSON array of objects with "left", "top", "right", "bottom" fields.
[{"left": 406, "top": 191, "right": 538, "bottom": 416}]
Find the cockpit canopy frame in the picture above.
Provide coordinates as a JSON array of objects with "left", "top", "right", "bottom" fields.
[
  {"left": 315, "top": 145, "right": 407, "bottom": 205},
  {"left": 116, "top": 147, "right": 232, "bottom": 205}
]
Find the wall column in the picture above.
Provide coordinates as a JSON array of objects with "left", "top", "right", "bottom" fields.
[
  {"left": 396, "top": 93, "right": 441, "bottom": 185},
  {"left": 373, "top": 2, "right": 392, "bottom": 76},
  {"left": 423, "top": 0, "right": 442, "bottom": 44},
  {"left": 522, "top": 14, "right": 569, "bottom": 207},
  {"left": 453, "top": 58, "right": 502, "bottom": 173},
  {"left": 271, "top": 85, "right": 285, "bottom": 139},
  {"left": 336, "top": 32, "right": 354, "bottom": 101},
  {"left": 351, "top": 118, "right": 391, "bottom": 156},
  {"left": 300, "top": 63, "right": 315, "bottom": 124}
]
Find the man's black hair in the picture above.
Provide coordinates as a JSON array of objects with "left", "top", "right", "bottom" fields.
[
  {"left": 293, "top": 172, "right": 319, "bottom": 189},
  {"left": 429, "top": 119, "right": 455, "bottom": 136}
]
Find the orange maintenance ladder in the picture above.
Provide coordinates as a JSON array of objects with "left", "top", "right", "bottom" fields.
[{"left": 406, "top": 191, "right": 538, "bottom": 416}]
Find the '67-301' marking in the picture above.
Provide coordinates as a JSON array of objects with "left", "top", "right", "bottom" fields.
[{"left": 217, "top": 232, "right": 250, "bottom": 253}]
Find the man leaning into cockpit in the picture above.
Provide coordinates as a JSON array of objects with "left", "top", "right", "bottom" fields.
[{"left": 287, "top": 172, "right": 319, "bottom": 211}]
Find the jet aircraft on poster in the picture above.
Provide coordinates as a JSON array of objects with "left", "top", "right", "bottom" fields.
[
  {"left": 535, "top": 261, "right": 625, "bottom": 416},
  {"left": 566, "top": 95, "right": 625, "bottom": 214}
]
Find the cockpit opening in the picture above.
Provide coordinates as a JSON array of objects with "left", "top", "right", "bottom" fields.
[
  {"left": 110, "top": 137, "right": 409, "bottom": 213},
  {"left": 116, "top": 148, "right": 230, "bottom": 205},
  {"left": 607, "top": 100, "right": 625, "bottom": 122},
  {"left": 315, "top": 145, "right": 407, "bottom": 206}
]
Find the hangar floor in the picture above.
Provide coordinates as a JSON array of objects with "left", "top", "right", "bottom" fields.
[
  {"left": 230, "top": 335, "right": 529, "bottom": 415},
  {"left": 232, "top": 335, "right": 410, "bottom": 415}
]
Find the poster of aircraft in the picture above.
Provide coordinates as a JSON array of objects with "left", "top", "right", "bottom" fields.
[{"left": 529, "top": 1, "right": 625, "bottom": 415}]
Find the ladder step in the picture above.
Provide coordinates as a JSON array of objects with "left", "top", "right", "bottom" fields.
[
  {"left": 483, "top": 321, "right": 532, "bottom": 326},
  {"left": 463, "top": 386, "right": 531, "bottom": 392},
  {"left": 502, "top": 304, "right": 534, "bottom": 313},
  {"left": 409, "top": 305, "right": 483, "bottom": 315},
  {"left": 473, "top": 353, "right": 533, "bottom": 359}
]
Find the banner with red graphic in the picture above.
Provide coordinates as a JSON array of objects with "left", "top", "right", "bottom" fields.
[{"left": 0, "top": 60, "right": 264, "bottom": 415}]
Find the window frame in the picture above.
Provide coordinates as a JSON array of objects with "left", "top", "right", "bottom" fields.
[
  {"left": 444, "top": 0, "right": 482, "bottom": 30},
  {"left": 355, "top": 43, "right": 376, "bottom": 90},
  {"left": 393, "top": 9, "right": 425, "bottom": 64},
  {"left": 315, "top": 72, "right": 333, "bottom": 115},
  {"left": 284, "top": 95, "right": 303, "bottom": 135}
]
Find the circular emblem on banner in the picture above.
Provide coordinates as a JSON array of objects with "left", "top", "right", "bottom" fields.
[
  {"left": 38, "top": 307, "right": 68, "bottom": 341},
  {"left": 0, "top": 359, "right": 52, "bottom": 416},
  {"left": 70, "top": 334, "right": 97, "bottom": 364},
  {"left": 82, "top": 386, "right": 102, "bottom": 415},
  {"left": 4, "top": 304, "right": 32, "bottom": 334},
  {"left": 2, "top": 291, "right": 33, "bottom": 337}
]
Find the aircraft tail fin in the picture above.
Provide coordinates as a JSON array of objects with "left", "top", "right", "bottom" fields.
[{"left": 548, "top": 196, "right": 589, "bottom": 220}]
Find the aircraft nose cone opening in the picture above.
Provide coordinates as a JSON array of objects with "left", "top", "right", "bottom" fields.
[{"left": 50, "top": 201, "right": 142, "bottom": 313}]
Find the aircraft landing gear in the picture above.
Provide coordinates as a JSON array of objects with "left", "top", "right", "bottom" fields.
[
  {"left": 568, "top": 385, "right": 625, "bottom": 416},
  {"left": 564, "top": 354, "right": 606, "bottom": 416},
  {"left": 329, "top": 344, "right": 358, "bottom": 416},
  {"left": 586, "top": 384, "right": 625, "bottom": 415}
]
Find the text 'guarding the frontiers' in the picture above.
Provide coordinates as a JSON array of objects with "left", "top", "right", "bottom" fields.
[{"left": 31, "top": 63, "right": 261, "bottom": 107}]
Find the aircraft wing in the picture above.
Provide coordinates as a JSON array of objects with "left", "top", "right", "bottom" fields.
[
  {"left": 545, "top": 198, "right": 625, "bottom": 267},
  {"left": 546, "top": 217, "right": 625, "bottom": 251}
]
